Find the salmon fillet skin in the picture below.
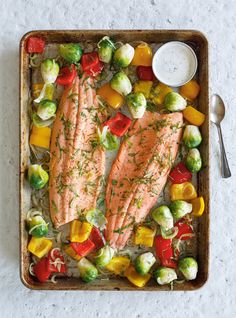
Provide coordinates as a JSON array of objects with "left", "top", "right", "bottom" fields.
[
  {"left": 49, "top": 75, "right": 106, "bottom": 228},
  {"left": 105, "top": 111, "right": 183, "bottom": 249}
]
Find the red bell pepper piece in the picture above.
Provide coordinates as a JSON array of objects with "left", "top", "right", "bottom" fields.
[
  {"left": 175, "top": 220, "right": 193, "bottom": 240},
  {"left": 33, "top": 257, "right": 51, "bottom": 283},
  {"left": 104, "top": 112, "right": 132, "bottom": 137},
  {"left": 169, "top": 162, "right": 192, "bottom": 184},
  {"left": 137, "top": 66, "right": 155, "bottom": 81},
  {"left": 89, "top": 227, "right": 104, "bottom": 250},
  {"left": 161, "top": 258, "right": 177, "bottom": 269},
  {"left": 155, "top": 235, "right": 173, "bottom": 260},
  {"left": 47, "top": 249, "right": 66, "bottom": 273},
  {"left": 70, "top": 239, "right": 95, "bottom": 257},
  {"left": 26, "top": 37, "right": 45, "bottom": 53},
  {"left": 81, "top": 52, "right": 103, "bottom": 76},
  {"left": 56, "top": 64, "right": 77, "bottom": 86}
]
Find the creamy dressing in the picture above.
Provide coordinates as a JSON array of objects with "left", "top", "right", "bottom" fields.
[{"left": 152, "top": 42, "right": 197, "bottom": 87}]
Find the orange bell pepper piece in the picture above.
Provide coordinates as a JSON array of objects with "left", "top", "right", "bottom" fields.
[
  {"left": 150, "top": 82, "right": 173, "bottom": 105},
  {"left": 125, "top": 265, "right": 151, "bottom": 287},
  {"left": 97, "top": 83, "right": 124, "bottom": 109},
  {"left": 29, "top": 126, "right": 51, "bottom": 149},
  {"left": 179, "top": 80, "right": 200, "bottom": 101},
  {"left": 131, "top": 43, "right": 153, "bottom": 66},
  {"left": 64, "top": 244, "right": 82, "bottom": 261},
  {"left": 191, "top": 196, "right": 205, "bottom": 217},
  {"left": 183, "top": 106, "right": 205, "bottom": 126},
  {"left": 70, "top": 220, "right": 92, "bottom": 243}
]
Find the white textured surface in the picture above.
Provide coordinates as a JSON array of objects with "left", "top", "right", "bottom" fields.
[{"left": 0, "top": 0, "right": 236, "bottom": 317}]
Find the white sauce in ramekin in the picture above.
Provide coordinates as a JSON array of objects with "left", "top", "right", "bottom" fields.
[{"left": 152, "top": 41, "right": 197, "bottom": 87}]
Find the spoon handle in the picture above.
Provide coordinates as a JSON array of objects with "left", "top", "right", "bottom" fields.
[{"left": 217, "top": 124, "right": 231, "bottom": 178}]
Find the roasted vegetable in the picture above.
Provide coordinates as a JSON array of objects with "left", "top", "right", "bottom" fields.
[
  {"left": 110, "top": 71, "right": 132, "bottom": 96},
  {"left": 113, "top": 44, "right": 134, "bottom": 68},
  {"left": 33, "top": 83, "right": 54, "bottom": 102},
  {"left": 70, "top": 220, "right": 92, "bottom": 243},
  {"left": 28, "top": 237, "right": 52, "bottom": 258},
  {"left": 59, "top": 43, "right": 82, "bottom": 63},
  {"left": 125, "top": 265, "right": 151, "bottom": 287},
  {"left": 191, "top": 196, "right": 205, "bottom": 217},
  {"left": 131, "top": 43, "right": 152, "bottom": 66},
  {"left": 164, "top": 92, "right": 187, "bottom": 112},
  {"left": 169, "top": 162, "right": 192, "bottom": 184},
  {"left": 103, "top": 112, "right": 132, "bottom": 137},
  {"left": 28, "top": 164, "right": 49, "bottom": 189},
  {"left": 97, "top": 36, "right": 115, "bottom": 63},
  {"left": 106, "top": 256, "right": 130, "bottom": 276},
  {"left": 179, "top": 80, "right": 200, "bottom": 101},
  {"left": 134, "top": 80, "right": 153, "bottom": 98},
  {"left": 134, "top": 226, "right": 156, "bottom": 247},
  {"left": 97, "top": 83, "right": 124, "bottom": 109},
  {"left": 126, "top": 92, "right": 147, "bottom": 118},
  {"left": 135, "top": 252, "right": 156, "bottom": 275},
  {"left": 178, "top": 257, "right": 198, "bottom": 280},
  {"left": 160, "top": 226, "right": 179, "bottom": 239},
  {"left": 86, "top": 208, "right": 107, "bottom": 229},
  {"left": 170, "top": 182, "right": 197, "bottom": 201},
  {"left": 97, "top": 126, "right": 120, "bottom": 151},
  {"left": 183, "top": 125, "right": 202, "bottom": 148},
  {"left": 37, "top": 99, "right": 57, "bottom": 120},
  {"left": 151, "top": 205, "right": 173, "bottom": 230},
  {"left": 27, "top": 214, "right": 48, "bottom": 237},
  {"left": 41, "top": 59, "right": 59, "bottom": 84},
  {"left": 170, "top": 200, "right": 192, "bottom": 219},
  {"left": 154, "top": 267, "right": 177, "bottom": 285},
  {"left": 29, "top": 125, "right": 51, "bottom": 148},
  {"left": 186, "top": 148, "right": 202, "bottom": 172},
  {"left": 150, "top": 82, "right": 172, "bottom": 105},
  {"left": 94, "top": 246, "right": 115, "bottom": 267},
  {"left": 77, "top": 258, "right": 98, "bottom": 283},
  {"left": 183, "top": 106, "right": 205, "bottom": 126}
]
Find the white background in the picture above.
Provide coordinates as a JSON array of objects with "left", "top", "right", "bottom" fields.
[{"left": 0, "top": 0, "right": 236, "bottom": 317}]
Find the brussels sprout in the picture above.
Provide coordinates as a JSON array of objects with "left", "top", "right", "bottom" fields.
[
  {"left": 113, "top": 44, "right": 135, "bottom": 68},
  {"left": 32, "top": 113, "right": 56, "bottom": 127},
  {"left": 97, "top": 126, "right": 120, "bottom": 151},
  {"left": 110, "top": 71, "right": 132, "bottom": 96},
  {"left": 97, "top": 36, "right": 116, "bottom": 63},
  {"left": 183, "top": 125, "right": 202, "bottom": 148},
  {"left": 178, "top": 257, "right": 198, "bottom": 280},
  {"left": 154, "top": 267, "right": 177, "bottom": 285},
  {"left": 94, "top": 246, "right": 115, "bottom": 267},
  {"left": 59, "top": 43, "right": 82, "bottom": 63},
  {"left": 186, "top": 148, "right": 202, "bottom": 172},
  {"left": 151, "top": 205, "right": 174, "bottom": 230},
  {"left": 41, "top": 59, "right": 59, "bottom": 84},
  {"left": 170, "top": 200, "right": 192, "bottom": 219},
  {"left": 126, "top": 92, "right": 147, "bottom": 119},
  {"left": 77, "top": 258, "right": 98, "bottom": 283},
  {"left": 86, "top": 208, "right": 107, "bottom": 229},
  {"left": 28, "top": 215, "right": 48, "bottom": 237},
  {"left": 28, "top": 164, "right": 49, "bottom": 189},
  {"left": 164, "top": 92, "right": 187, "bottom": 112},
  {"left": 135, "top": 252, "right": 156, "bottom": 275},
  {"left": 37, "top": 99, "right": 57, "bottom": 120}
]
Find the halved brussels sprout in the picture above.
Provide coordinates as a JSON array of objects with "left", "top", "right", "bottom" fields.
[
  {"left": 154, "top": 267, "right": 177, "bottom": 285},
  {"left": 94, "top": 246, "right": 115, "bottom": 267},
  {"left": 110, "top": 71, "right": 132, "bottom": 96},
  {"left": 86, "top": 208, "right": 107, "bottom": 229},
  {"left": 113, "top": 44, "right": 135, "bottom": 68},
  {"left": 37, "top": 99, "right": 57, "bottom": 120},
  {"left": 170, "top": 200, "right": 192, "bottom": 219},
  {"left": 183, "top": 125, "right": 202, "bottom": 148},
  {"left": 186, "top": 148, "right": 202, "bottom": 172},
  {"left": 77, "top": 258, "right": 98, "bottom": 283},
  {"left": 97, "top": 36, "right": 116, "bottom": 63},
  {"left": 135, "top": 252, "right": 156, "bottom": 275},
  {"left": 151, "top": 205, "right": 174, "bottom": 230},
  {"left": 126, "top": 92, "right": 147, "bottom": 119},
  {"left": 178, "top": 257, "right": 198, "bottom": 280},
  {"left": 41, "top": 59, "right": 59, "bottom": 84},
  {"left": 164, "top": 92, "right": 187, "bottom": 112},
  {"left": 59, "top": 44, "right": 82, "bottom": 63},
  {"left": 28, "top": 215, "right": 48, "bottom": 237},
  {"left": 32, "top": 113, "right": 56, "bottom": 127},
  {"left": 97, "top": 126, "right": 120, "bottom": 151},
  {"left": 28, "top": 164, "right": 49, "bottom": 189}
]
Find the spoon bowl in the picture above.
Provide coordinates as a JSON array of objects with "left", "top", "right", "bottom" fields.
[{"left": 210, "top": 94, "right": 225, "bottom": 125}]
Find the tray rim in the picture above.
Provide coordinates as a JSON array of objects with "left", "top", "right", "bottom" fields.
[{"left": 19, "top": 29, "right": 210, "bottom": 291}]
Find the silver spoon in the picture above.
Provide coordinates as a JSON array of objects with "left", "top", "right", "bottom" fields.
[{"left": 210, "top": 94, "right": 231, "bottom": 178}]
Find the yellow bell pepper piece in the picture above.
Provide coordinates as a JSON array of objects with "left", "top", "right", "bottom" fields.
[
  {"left": 97, "top": 83, "right": 124, "bottom": 109},
  {"left": 70, "top": 220, "right": 92, "bottom": 243},
  {"left": 134, "top": 226, "right": 155, "bottom": 247},
  {"left": 32, "top": 83, "right": 54, "bottom": 100},
  {"left": 150, "top": 82, "right": 173, "bottom": 105},
  {"left": 131, "top": 43, "right": 153, "bottom": 66},
  {"left": 170, "top": 182, "right": 197, "bottom": 201},
  {"left": 64, "top": 244, "right": 82, "bottom": 261},
  {"left": 191, "top": 196, "right": 205, "bottom": 217},
  {"left": 28, "top": 237, "right": 52, "bottom": 258},
  {"left": 179, "top": 80, "right": 200, "bottom": 101},
  {"left": 125, "top": 265, "right": 151, "bottom": 287},
  {"left": 106, "top": 256, "right": 131, "bottom": 276},
  {"left": 29, "top": 125, "right": 51, "bottom": 149},
  {"left": 134, "top": 81, "right": 153, "bottom": 98},
  {"left": 183, "top": 106, "right": 205, "bottom": 126}
]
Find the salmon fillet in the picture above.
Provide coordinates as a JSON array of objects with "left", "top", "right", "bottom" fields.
[
  {"left": 49, "top": 75, "right": 106, "bottom": 228},
  {"left": 105, "top": 111, "right": 183, "bottom": 249}
]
